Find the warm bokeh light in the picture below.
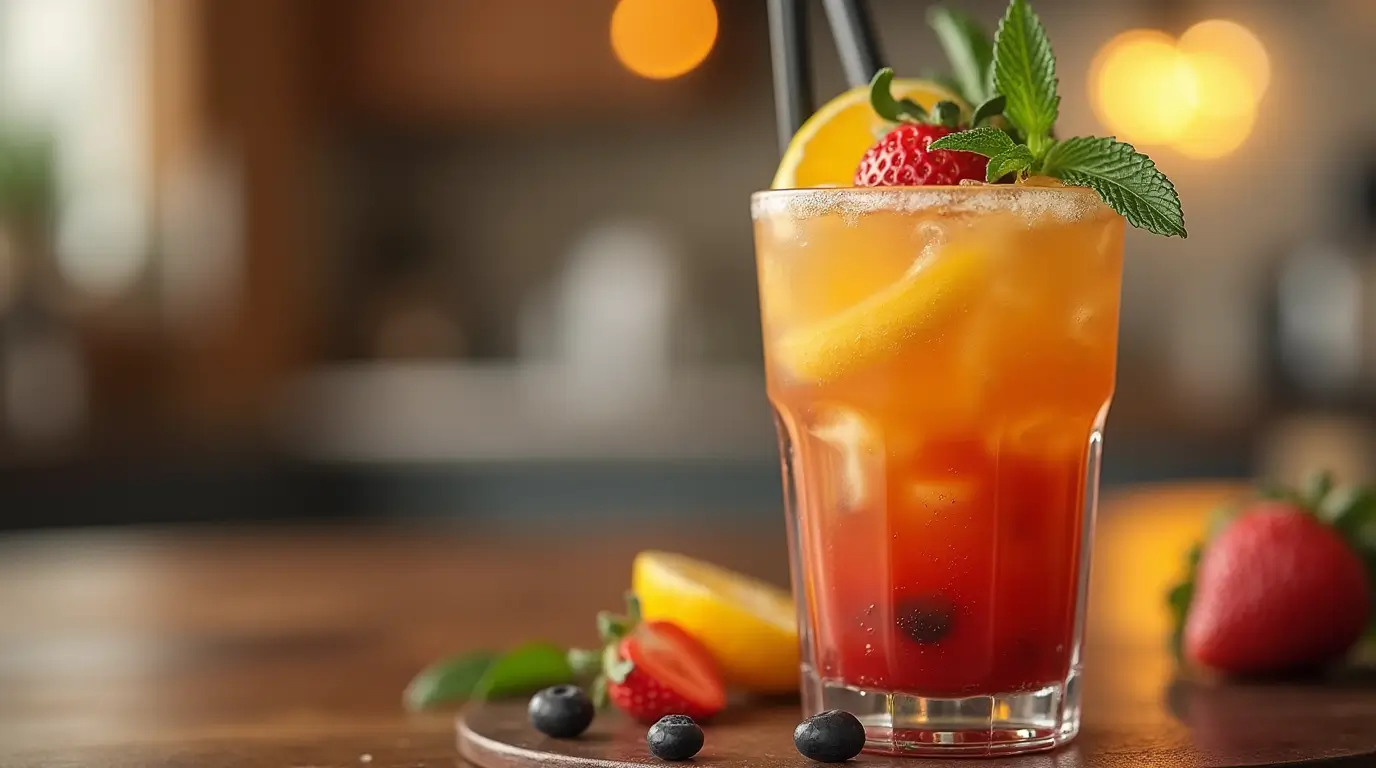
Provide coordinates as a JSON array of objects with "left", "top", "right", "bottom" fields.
[
  {"left": 1090, "top": 21, "right": 1269, "bottom": 160},
  {"left": 1178, "top": 19, "right": 1271, "bottom": 97},
  {"left": 611, "top": 0, "right": 718, "bottom": 81},
  {"left": 1174, "top": 51, "right": 1259, "bottom": 160},
  {"left": 1090, "top": 30, "right": 1198, "bottom": 145}
]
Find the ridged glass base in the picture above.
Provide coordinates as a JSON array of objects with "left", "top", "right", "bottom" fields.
[{"left": 801, "top": 665, "right": 1081, "bottom": 757}]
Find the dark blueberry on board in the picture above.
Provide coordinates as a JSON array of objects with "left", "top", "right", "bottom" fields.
[
  {"left": 647, "top": 714, "right": 704, "bottom": 761},
  {"left": 528, "top": 685, "right": 595, "bottom": 739},
  {"left": 794, "top": 709, "right": 866, "bottom": 763}
]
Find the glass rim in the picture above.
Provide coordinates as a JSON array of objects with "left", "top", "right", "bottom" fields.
[{"left": 750, "top": 184, "right": 1112, "bottom": 222}]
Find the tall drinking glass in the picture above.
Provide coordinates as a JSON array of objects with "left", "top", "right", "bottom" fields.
[{"left": 753, "top": 185, "right": 1124, "bottom": 756}]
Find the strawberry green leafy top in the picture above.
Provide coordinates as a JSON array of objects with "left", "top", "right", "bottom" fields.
[{"left": 923, "top": 0, "right": 1187, "bottom": 237}]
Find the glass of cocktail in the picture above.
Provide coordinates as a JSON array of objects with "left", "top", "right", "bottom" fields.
[
  {"left": 756, "top": 0, "right": 1183, "bottom": 755},
  {"left": 754, "top": 185, "right": 1122, "bottom": 755}
]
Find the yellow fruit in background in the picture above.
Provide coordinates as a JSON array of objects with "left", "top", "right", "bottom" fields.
[{"left": 631, "top": 551, "right": 799, "bottom": 694}]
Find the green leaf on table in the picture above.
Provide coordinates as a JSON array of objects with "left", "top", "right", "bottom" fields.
[
  {"left": 992, "top": 0, "right": 1059, "bottom": 155},
  {"left": 473, "top": 642, "right": 574, "bottom": 701},
  {"left": 403, "top": 651, "right": 497, "bottom": 711},
  {"left": 986, "top": 145, "right": 1035, "bottom": 182},
  {"left": 928, "top": 5, "right": 994, "bottom": 105},
  {"left": 928, "top": 126, "right": 1016, "bottom": 158},
  {"left": 1041, "top": 136, "right": 1187, "bottom": 237}
]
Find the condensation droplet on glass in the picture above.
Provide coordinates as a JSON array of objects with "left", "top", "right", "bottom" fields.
[
  {"left": 864, "top": 604, "right": 876, "bottom": 615},
  {"left": 864, "top": 643, "right": 874, "bottom": 656}
]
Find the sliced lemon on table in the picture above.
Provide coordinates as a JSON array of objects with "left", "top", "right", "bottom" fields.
[
  {"left": 632, "top": 551, "right": 799, "bottom": 694},
  {"left": 774, "top": 242, "right": 990, "bottom": 382},
  {"left": 771, "top": 79, "right": 964, "bottom": 189}
]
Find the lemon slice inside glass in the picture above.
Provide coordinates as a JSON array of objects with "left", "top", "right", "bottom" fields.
[
  {"left": 771, "top": 79, "right": 964, "bottom": 190},
  {"left": 632, "top": 551, "right": 799, "bottom": 694},
  {"left": 774, "top": 243, "right": 989, "bottom": 382}
]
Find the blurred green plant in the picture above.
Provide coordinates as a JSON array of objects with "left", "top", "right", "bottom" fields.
[{"left": 0, "top": 131, "right": 56, "bottom": 223}]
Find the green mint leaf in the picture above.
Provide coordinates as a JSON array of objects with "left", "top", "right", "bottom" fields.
[
  {"left": 928, "top": 126, "right": 1015, "bottom": 158},
  {"left": 971, "top": 95, "right": 1006, "bottom": 127},
  {"left": 928, "top": 6, "right": 994, "bottom": 105},
  {"left": 993, "top": 0, "right": 1059, "bottom": 153},
  {"left": 473, "top": 642, "right": 573, "bottom": 700},
  {"left": 933, "top": 101, "right": 963, "bottom": 129},
  {"left": 985, "top": 145, "right": 1034, "bottom": 182},
  {"left": 403, "top": 650, "right": 496, "bottom": 711},
  {"left": 869, "top": 68, "right": 927, "bottom": 123},
  {"left": 1042, "top": 137, "right": 1187, "bottom": 237},
  {"left": 590, "top": 675, "right": 609, "bottom": 708}
]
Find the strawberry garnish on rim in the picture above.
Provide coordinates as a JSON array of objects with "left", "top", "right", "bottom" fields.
[
  {"left": 854, "top": 69, "right": 989, "bottom": 187},
  {"left": 1168, "top": 472, "right": 1376, "bottom": 676},
  {"left": 569, "top": 592, "right": 726, "bottom": 724}
]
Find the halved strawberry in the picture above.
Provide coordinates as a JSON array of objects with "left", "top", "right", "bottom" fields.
[
  {"left": 572, "top": 593, "right": 726, "bottom": 724},
  {"left": 610, "top": 620, "right": 725, "bottom": 723}
]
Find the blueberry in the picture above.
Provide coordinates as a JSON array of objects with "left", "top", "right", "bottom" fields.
[
  {"left": 647, "top": 714, "right": 704, "bottom": 761},
  {"left": 896, "top": 595, "right": 955, "bottom": 645},
  {"left": 793, "top": 709, "right": 866, "bottom": 763},
  {"left": 528, "top": 685, "right": 595, "bottom": 738}
]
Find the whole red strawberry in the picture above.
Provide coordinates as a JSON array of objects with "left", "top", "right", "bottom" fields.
[
  {"left": 573, "top": 593, "right": 726, "bottom": 724},
  {"left": 852, "top": 69, "right": 988, "bottom": 187},
  {"left": 854, "top": 123, "right": 988, "bottom": 187},
  {"left": 1176, "top": 481, "right": 1372, "bottom": 676}
]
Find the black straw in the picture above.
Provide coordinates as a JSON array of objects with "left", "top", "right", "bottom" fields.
[
  {"left": 822, "top": 0, "right": 885, "bottom": 89},
  {"left": 767, "top": 0, "right": 812, "bottom": 156}
]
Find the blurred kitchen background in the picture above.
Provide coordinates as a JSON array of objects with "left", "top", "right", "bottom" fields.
[{"left": 0, "top": 0, "right": 1373, "bottom": 530}]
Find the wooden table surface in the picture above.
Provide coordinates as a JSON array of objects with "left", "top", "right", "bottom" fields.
[{"left": 2, "top": 484, "right": 1373, "bottom": 768}]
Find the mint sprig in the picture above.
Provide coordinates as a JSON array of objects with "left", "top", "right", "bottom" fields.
[
  {"left": 926, "top": 125, "right": 1014, "bottom": 157},
  {"left": 992, "top": 0, "right": 1058, "bottom": 156},
  {"left": 1042, "top": 137, "right": 1186, "bottom": 237},
  {"left": 922, "top": 0, "right": 1186, "bottom": 237}
]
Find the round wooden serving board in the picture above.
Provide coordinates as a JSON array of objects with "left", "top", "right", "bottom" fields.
[{"left": 459, "top": 683, "right": 1376, "bottom": 768}]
